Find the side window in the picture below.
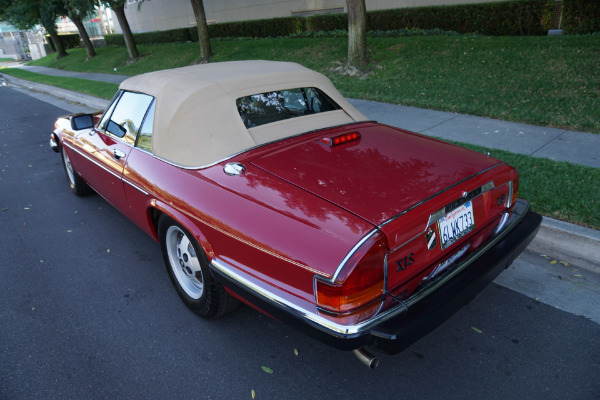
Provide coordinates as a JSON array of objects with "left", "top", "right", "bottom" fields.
[
  {"left": 101, "top": 91, "right": 154, "bottom": 145},
  {"left": 136, "top": 100, "right": 155, "bottom": 152}
]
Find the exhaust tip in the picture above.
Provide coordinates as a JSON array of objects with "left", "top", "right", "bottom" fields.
[{"left": 353, "top": 348, "right": 379, "bottom": 369}]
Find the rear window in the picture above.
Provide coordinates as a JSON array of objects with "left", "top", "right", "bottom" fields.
[{"left": 236, "top": 87, "right": 341, "bottom": 129}]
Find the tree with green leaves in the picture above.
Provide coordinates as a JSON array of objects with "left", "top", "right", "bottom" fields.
[
  {"left": 0, "top": 0, "right": 69, "bottom": 59},
  {"left": 63, "top": 0, "right": 97, "bottom": 58},
  {"left": 346, "top": 0, "right": 367, "bottom": 67},
  {"left": 102, "top": 0, "right": 139, "bottom": 60},
  {"left": 189, "top": 0, "right": 211, "bottom": 63}
]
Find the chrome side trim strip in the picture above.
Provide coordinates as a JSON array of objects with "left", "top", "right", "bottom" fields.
[
  {"left": 64, "top": 141, "right": 149, "bottom": 196},
  {"left": 210, "top": 200, "right": 530, "bottom": 339},
  {"left": 63, "top": 142, "right": 121, "bottom": 180},
  {"left": 123, "top": 178, "right": 149, "bottom": 196}
]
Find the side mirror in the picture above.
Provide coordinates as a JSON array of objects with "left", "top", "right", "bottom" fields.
[{"left": 71, "top": 114, "right": 95, "bottom": 131}]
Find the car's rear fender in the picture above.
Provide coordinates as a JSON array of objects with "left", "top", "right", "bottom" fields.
[{"left": 146, "top": 199, "right": 217, "bottom": 261}]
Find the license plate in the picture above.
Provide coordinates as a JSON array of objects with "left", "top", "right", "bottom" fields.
[{"left": 439, "top": 201, "right": 475, "bottom": 250}]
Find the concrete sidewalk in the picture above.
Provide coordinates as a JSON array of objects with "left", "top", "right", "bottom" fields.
[
  {"left": 349, "top": 99, "right": 600, "bottom": 169},
  {"left": 15, "top": 64, "right": 128, "bottom": 85},
  {"left": 1, "top": 64, "right": 598, "bottom": 272}
]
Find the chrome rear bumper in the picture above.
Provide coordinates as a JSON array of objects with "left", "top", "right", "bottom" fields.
[{"left": 210, "top": 199, "right": 541, "bottom": 352}]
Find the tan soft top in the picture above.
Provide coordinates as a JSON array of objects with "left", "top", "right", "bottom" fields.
[{"left": 119, "top": 60, "right": 368, "bottom": 168}]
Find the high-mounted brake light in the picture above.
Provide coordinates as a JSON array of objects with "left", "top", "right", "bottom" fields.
[{"left": 320, "top": 132, "right": 361, "bottom": 147}]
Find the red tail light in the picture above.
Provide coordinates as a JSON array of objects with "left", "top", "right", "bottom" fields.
[
  {"left": 320, "top": 132, "right": 361, "bottom": 147},
  {"left": 315, "top": 231, "right": 386, "bottom": 314}
]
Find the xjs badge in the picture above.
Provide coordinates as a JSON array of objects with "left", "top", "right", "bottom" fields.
[
  {"left": 426, "top": 228, "right": 437, "bottom": 250},
  {"left": 396, "top": 253, "right": 414, "bottom": 272}
]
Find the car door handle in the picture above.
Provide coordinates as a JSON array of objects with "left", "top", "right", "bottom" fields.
[{"left": 113, "top": 149, "right": 126, "bottom": 160}]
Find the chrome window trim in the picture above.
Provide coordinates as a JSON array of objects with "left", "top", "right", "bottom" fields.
[
  {"left": 97, "top": 90, "right": 155, "bottom": 146},
  {"left": 134, "top": 98, "right": 156, "bottom": 152},
  {"left": 97, "top": 90, "right": 123, "bottom": 131},
  {"left": 210, "top": 200, "right": 530, "bottom": 338}
]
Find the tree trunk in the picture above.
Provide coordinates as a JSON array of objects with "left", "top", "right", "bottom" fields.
[
  {"left": 47, "top": 29, "right": 68, "bottom": 59},
  {"left": 190, "top": 0, "right": 212, "bottom": 63},
  {"left": 71, "top": 15, "right": 96, "bottom": 58},
  {"left": 113, "top": 5, "right": 139, "bottom": 60},
  {"left": 346, "top": 0, "right": 367, "bottom": 67}
]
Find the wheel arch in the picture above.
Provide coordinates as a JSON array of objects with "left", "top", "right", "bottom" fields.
[{"left": 149, "top": 200, "right": 216, "bottom": 261}]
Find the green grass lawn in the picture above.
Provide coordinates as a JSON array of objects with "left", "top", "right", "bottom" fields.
[
  {"left": 458, "top": 143, "right": 600, "bottom": 229},
  {"left": 28, "top": 35, "right": 600, "bottom": 134}
]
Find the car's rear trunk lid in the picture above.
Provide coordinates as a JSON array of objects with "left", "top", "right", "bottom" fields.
[
  {"left": 251, "top": 122, "right": 515, "bottom": 297},
  {"left": 251, "top": 122, "right": 501, "bottom": 231}
]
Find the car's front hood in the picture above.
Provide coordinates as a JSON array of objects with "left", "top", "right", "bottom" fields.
[{"left": 251, "top": 122, "right": 501, "bottom": 227}]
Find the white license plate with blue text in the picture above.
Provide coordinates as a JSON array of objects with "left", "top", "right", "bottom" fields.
[{"left": 439, "top": 201, "right": 475, "bottom": 250}]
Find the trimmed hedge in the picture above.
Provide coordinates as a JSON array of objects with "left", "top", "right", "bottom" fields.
[
  {"left": 207, "top": 16, "right": 306, "bottom": 38},
  {"left": 105, "top": 0, "right": 596, "bottom": 46},
  {"left": 105, "top": 27, "right": 192, "bottom": 46},
  {"left": 563, "top": 0, "right": 600, "bottom": 34},
  {"left": 46, "top": 33, "right": 82, "bottom": 51},
  {"left": 366, "top": 1, "right": 555, "bottom": 36}
]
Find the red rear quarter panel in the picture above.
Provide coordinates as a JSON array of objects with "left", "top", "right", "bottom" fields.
[{"left": 123, "top": 148, "right": 374, "bottom": 303}]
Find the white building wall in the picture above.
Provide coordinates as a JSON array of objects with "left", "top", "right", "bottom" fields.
[{"left": 115, "top": 0, "right": 505, "bottom": 34}]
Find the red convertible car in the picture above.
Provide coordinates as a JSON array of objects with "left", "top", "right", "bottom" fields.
[{"left": 51, "top": 61, "right": 540, "bottom": 368}]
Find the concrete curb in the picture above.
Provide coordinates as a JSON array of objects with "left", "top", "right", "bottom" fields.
[
  {"left": 4, "top": 73, "right": 599, "bottom": 274},
  {"left": 1, "top": 74, "right": 110, "bottom": 111},
  {"left": 528, "top": 217, "right": 600, "bottom": 274}
]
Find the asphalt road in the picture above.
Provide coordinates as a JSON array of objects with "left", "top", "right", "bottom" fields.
[{"left": 1, "top": 86, "right": 599, "bottom": 400}]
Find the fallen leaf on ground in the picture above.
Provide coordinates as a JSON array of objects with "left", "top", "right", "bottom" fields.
[{"left": 261, "top": 366, "right": 273, "bottom": 374}]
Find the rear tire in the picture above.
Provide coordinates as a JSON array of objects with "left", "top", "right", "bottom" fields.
[
  {"left": 158, "top": 215, "right": 238, "bottom": 318},
  {"left": 61, "top": 147, "right": 91, "bottom": 196}
]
